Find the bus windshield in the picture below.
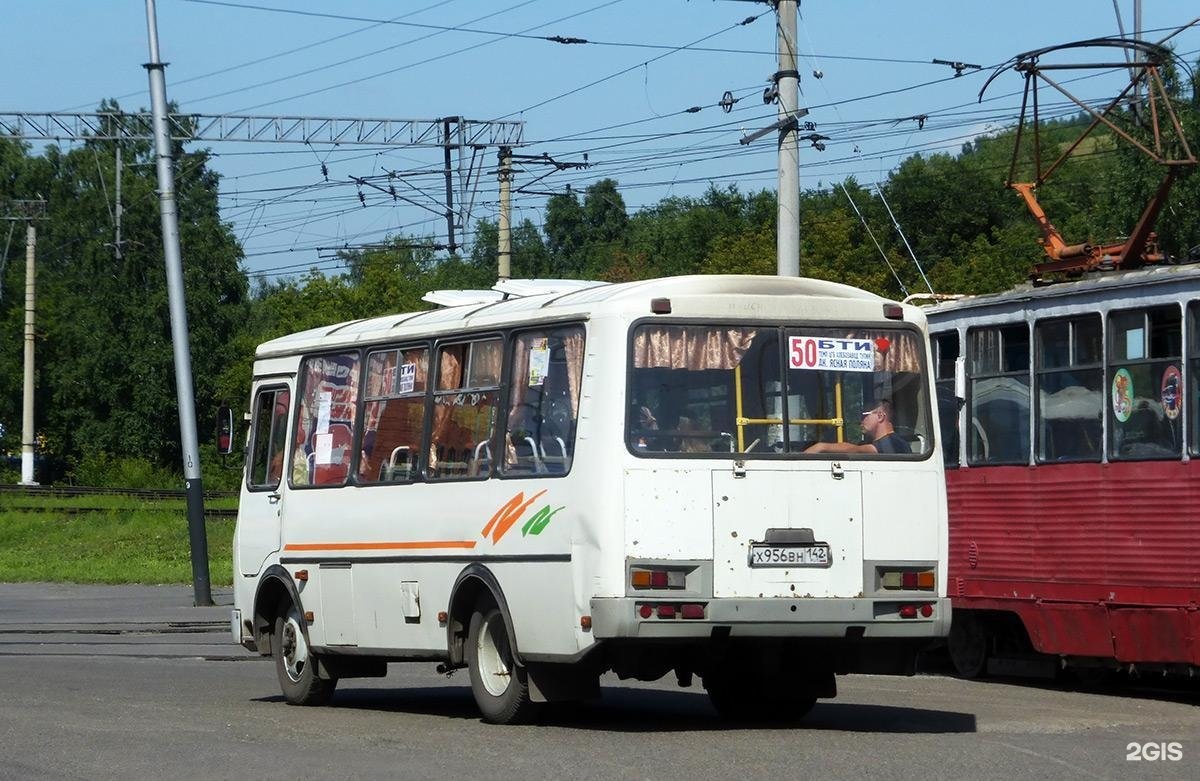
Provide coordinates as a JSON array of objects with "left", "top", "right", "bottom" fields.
[{"left": 628, "top": 323, "right": 931, "bottom": 457}]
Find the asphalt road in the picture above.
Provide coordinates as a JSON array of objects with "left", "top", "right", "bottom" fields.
[{"left": 0, "top": 583, "right": 1196, "bottom": 780}]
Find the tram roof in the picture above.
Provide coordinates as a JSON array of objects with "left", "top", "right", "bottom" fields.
[
  {"left": 922, "top": 263, "right": 1200, "bottom": 322},
  {"left": 255, "top": 274, "right": 886, "bottom": 359}
]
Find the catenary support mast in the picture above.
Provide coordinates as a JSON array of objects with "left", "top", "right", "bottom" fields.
[{"left": 145, "top": 0, "right": 212, "bottom": 606}]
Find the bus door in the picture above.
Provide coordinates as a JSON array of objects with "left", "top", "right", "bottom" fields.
[
  {"left": 237, "top": 381, "right": 293, "bottom": 576},
  {"left": 711, "top": 466, "right": 864, "bottom": 598}
]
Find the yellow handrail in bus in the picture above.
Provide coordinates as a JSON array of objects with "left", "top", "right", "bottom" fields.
[
  {"left": 835, "top": 379, "right": 844, "bottom": 443},
  {"left": 732, "top": 364, "right": 846, "bottom": 450}
]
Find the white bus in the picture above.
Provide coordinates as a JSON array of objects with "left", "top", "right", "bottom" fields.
[{"left": 229, "top": 275, "right": 949, "bottom": 724}]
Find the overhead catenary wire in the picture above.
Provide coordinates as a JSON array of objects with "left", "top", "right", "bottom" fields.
[{"left": 837, "top": 182, "right": 908, "bottom": 297}]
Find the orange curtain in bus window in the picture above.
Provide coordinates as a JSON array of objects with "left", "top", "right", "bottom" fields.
[{"left": 632, "top": 326, "right": 757, "bottom": 370}]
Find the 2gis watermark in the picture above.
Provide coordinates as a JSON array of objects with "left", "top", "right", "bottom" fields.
[{"left": 1126, "top": 741, "right": 1183, "bottom": 762}]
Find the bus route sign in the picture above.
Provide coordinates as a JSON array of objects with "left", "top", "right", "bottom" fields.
[{"left": 788, "top": 336, "right": 874, "bottom": 372}]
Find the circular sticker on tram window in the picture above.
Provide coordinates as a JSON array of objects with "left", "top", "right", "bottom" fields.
[
  {"left": 1160, "top": 365, "right": 1182, "bottom": 420},
  {"left": 1111, "top": 368, "right": 1133, "bottom": 423}
]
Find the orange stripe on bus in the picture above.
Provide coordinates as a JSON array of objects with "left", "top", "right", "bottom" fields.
[{"left": 283, "top": 540, "right": 477, "bottom": 551}]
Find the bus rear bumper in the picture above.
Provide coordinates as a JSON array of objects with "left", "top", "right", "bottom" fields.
[{"left": 590, "top": 597, "right": 951, "bottom": 640}]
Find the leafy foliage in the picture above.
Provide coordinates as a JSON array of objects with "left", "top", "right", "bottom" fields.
[{"left": 2, "top": 78, "right": 1199, "bottom": 486}]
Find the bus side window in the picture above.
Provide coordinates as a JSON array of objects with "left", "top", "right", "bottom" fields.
[
  {"left": 360, "top": 346, "right": 428, "bottom": 484},
  {"left": 293, "top": 353, "right": 360, "bottom": 488},
  {"left": 501, "top": 326, "right": 585, "bottom": 476},
  {"left": 967, "top": 324, "right": 1030, "bottom": 465},
  {"left": 248, "top": 387, "right": 289, "bottom": 490},
  {"left": 429, "top": 339, "right": 502, "bottom": 481},
  {"left": 1035, "top": 315, "right": 1102, "bottom": 463}
]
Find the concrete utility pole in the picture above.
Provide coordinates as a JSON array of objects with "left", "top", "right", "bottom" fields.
[
  {"left": 114, "top": 144, "right": 123, "bottom": 260},
  {"left": 21, "top": 220, "right": 38, "bottom": 485},
  {"left": 144, "top": 0, "right": 212, "bottom": 607},
  {"left": 2, "top": 200, "right": 45, "bottom": 486},
  {"left": 776, "top": 0, "right": 801, "bottom": 277},
  {"left": 497, "top": 146, "right": 513, "bottom": 281}
]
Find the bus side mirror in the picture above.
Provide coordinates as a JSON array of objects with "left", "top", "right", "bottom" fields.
[{"left": 216, "top": 405, "right": 235, "bottom": 455}]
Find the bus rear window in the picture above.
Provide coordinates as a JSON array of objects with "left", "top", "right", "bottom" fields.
[{"left": 628, "top": 324, "right": 930, "bottom": 457}]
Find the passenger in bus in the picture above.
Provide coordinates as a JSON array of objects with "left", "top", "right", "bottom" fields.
[
  {"left": 633, "top": 405, "right": 658, "bottom": 450},
  {"left": 805, "top": 400, "right": 909, "bottom": 454},
  {"left": 675, "top": 416, "right": 711, "bottom": 453}
]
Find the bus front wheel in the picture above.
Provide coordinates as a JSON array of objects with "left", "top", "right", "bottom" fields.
[
  {"left": 467, "top": 605, "right": 535, "bottom": 724},
  {"left": 273, "top": 604, "right": 336, "bottom": 705}
]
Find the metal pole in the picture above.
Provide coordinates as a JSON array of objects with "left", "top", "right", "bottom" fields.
[
  {"left": 20, "top": 221, "right": 37, "bottom": 486},
  {"left": 442, "top": 117, "right": 457, "bottom": 254},
  {"left": 776, "top": 0, "right": 800, "bottom": 277},
  {"left": 144, "top": 0, "right": 212, "bottom": 606},
  {"left": 497, "top": 146, "right": 512, "bottom": 281},
  {"left": 115, "top": 144, "right": 123, "bottom": 260}
]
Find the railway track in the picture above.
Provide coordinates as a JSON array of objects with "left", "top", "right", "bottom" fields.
[
  {"left": 0, "top": 484, "right": 238, "bottom": 519},
  {"left": 0, "top": 484, "right": 236, "bottom": 501}
]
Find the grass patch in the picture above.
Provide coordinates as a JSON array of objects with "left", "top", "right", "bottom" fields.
[{"left": 0, "top": 500, "right": 234, "bottom": 585}]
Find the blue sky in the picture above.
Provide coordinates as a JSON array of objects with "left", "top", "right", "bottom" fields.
[{"left": 3, "top": 1, "right": 1198, "bottom": 279}]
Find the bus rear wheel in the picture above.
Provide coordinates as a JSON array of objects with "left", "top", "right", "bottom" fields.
[
  {"left": 274, "top": 604, "right": 336, "bottom": 706},
  {"left": 467, "top": 605, "right": 535, "bottom": 724}
]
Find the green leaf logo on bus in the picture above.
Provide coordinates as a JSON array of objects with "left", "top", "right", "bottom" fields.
[{"left": 481, "top": 490, "right": 566, "bottom": 543}]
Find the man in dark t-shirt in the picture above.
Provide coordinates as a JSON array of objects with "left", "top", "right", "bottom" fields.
[{"left": 805, "top": 399, "right": 910, "bottom": 455}]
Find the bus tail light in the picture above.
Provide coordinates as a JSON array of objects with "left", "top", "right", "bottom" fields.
[
  {"left": 637, "top": 603, "right": 708, "bottom": 620},
  {"left": 898, "top": 604, "right": 934, "bottom": 619},
  {"left": 631, "top": 568, "right": 686, "bottom": 590},
  {"left": 881, "top": 568, "right": 935, "bottom": 591}
]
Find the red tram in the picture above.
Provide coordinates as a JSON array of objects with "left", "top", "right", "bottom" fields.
[{"left": 925, "top": 264, "right": 1200, "bottom": 677}]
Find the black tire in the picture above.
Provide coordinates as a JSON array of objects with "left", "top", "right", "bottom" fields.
[
  {"left": 273, "top": 605, "right": 336, "bottom": 706},
  {"left": 466, "top": 605, "right": 536, "bottom": 724},
  {"left": 948, "top": 612, "right": 990, "bottom": 679},
  {"left": 705, "top": 668, "right": 817, "bottom": 723}
]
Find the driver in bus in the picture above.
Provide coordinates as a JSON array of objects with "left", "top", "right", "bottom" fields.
[{"left": 805, "top": 399, "right": 909, "bottom": 455}]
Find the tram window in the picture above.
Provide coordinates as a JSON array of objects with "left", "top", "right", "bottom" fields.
[
  {"left": 932, "top": 331, "right": 960, "bottom": 467},
  {"left": 359, "top": 346, "right": 428, "bottom": 484},
  {"left": 428, "top": 338, "right": 502, "bottom": 480},
  {"left": 502, "top": 325, "right": 585, "bottom": 476},
  {"left": 247, "top": 387, "right": 290, "bottom": 490},
  {"left": 292, "top": 353, "right": 361, "bottom": 488},
  {"left": 967, "top": 324, "right": 1030, "bottom": 465},
  {"left": 1036, "top": 316, "right": 1102, "bottom": 463},
  {"left": 1189, "top": 302, "right": 1199, "bottom": 456},
  {"left": 1108, "top": 306, "right": 1182, "bottom": 460}
]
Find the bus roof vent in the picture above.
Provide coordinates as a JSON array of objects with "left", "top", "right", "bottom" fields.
[{"left": 491, "top": 278, "right": 607, "bottom": 298}]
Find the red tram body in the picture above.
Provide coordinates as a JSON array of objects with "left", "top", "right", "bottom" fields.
[{"left": 926, "top": 265, "right": 1200, "bottom": 677}]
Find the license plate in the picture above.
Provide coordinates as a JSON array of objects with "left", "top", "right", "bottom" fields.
[{"left": 748, "top": 543, "right": 830, "bottom": 567}]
